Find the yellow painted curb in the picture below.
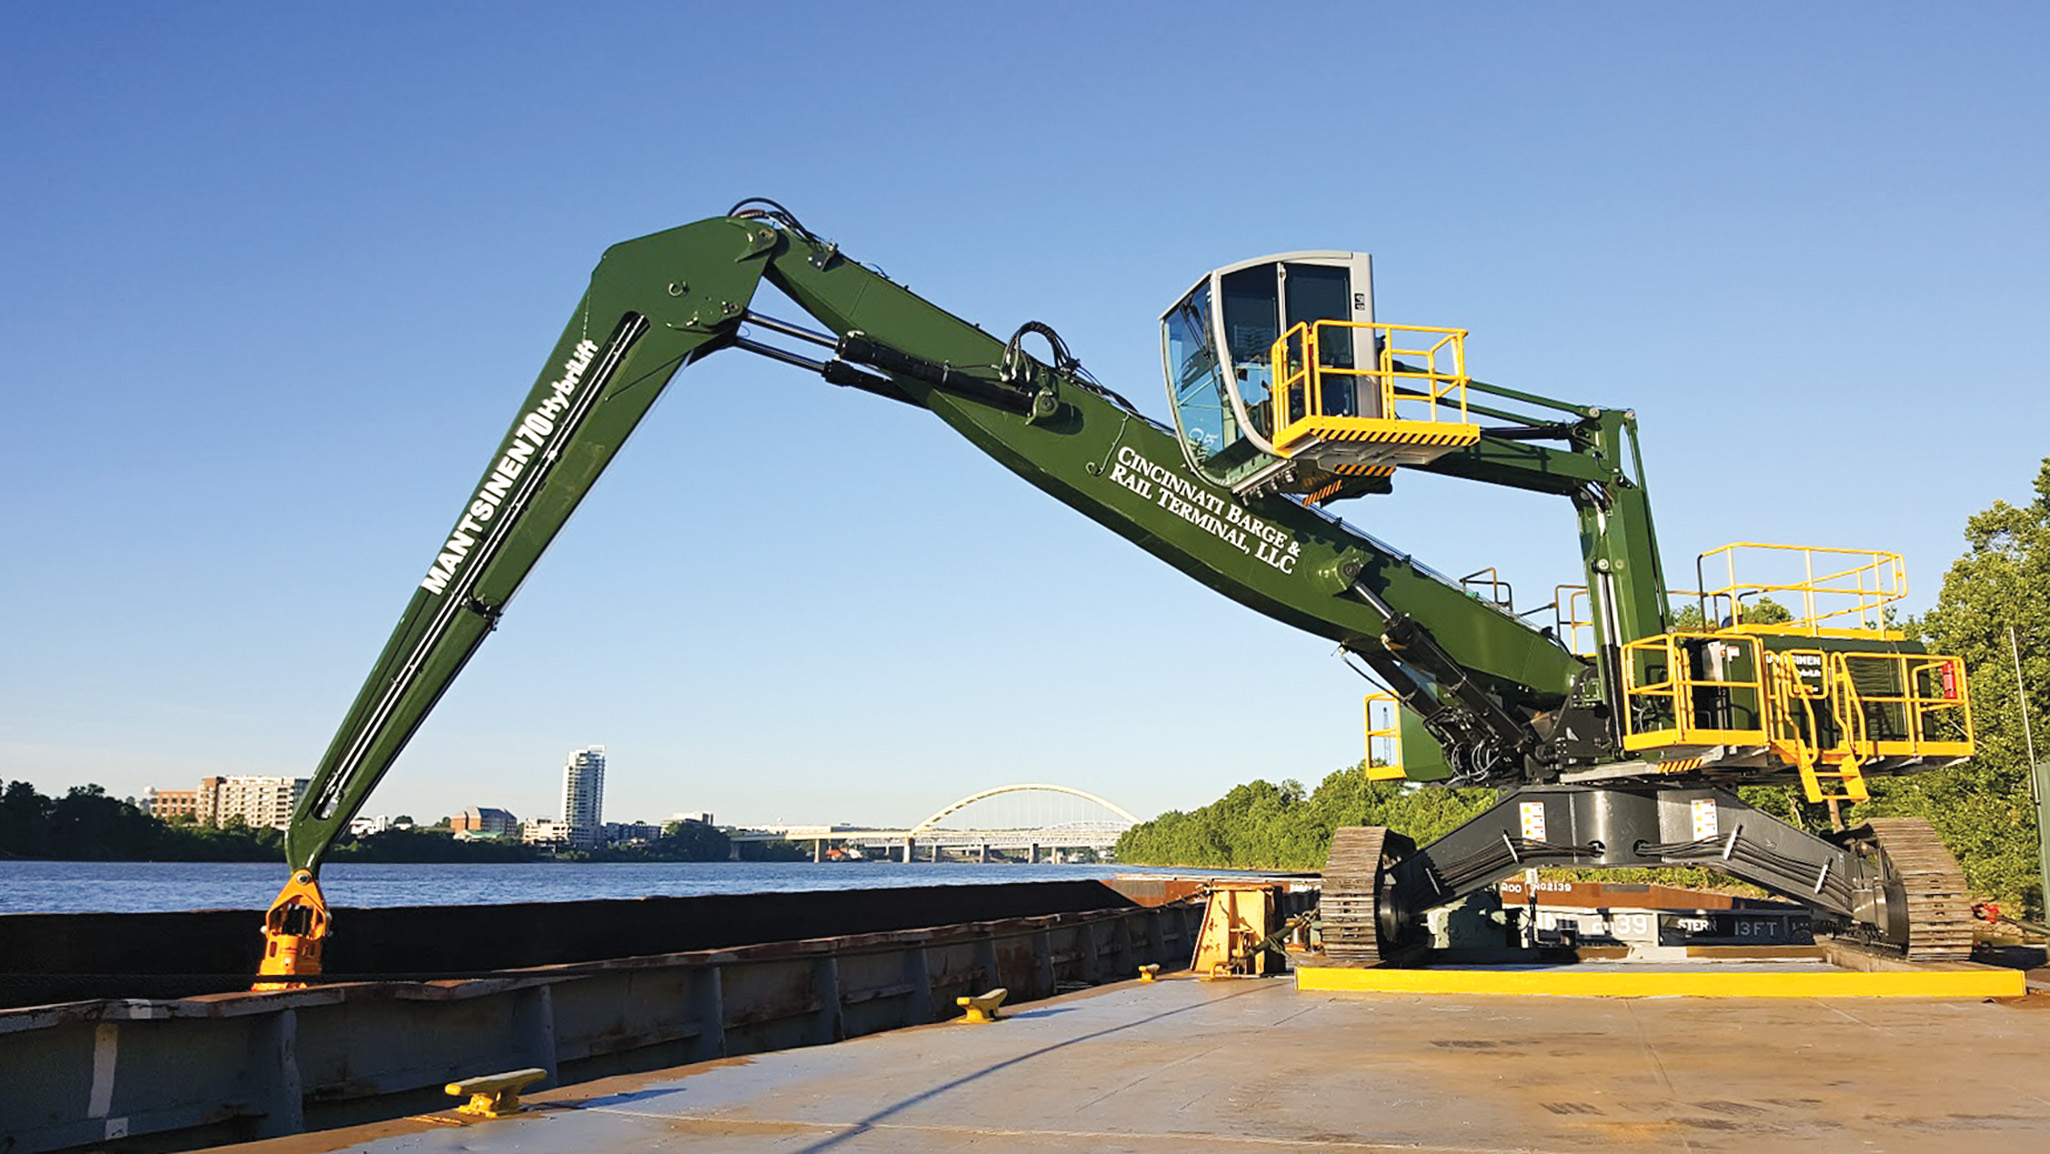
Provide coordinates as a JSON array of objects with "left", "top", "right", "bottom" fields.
[{"left": 1294, "top": 965, "right": 2026, "bottom": 999}]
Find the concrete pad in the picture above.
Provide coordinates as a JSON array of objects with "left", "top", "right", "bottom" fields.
[{"left": 227, "top": 975, "right": 2050, "bottom": 1154}]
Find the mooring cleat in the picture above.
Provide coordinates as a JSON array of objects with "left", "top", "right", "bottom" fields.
[
  {"left": 252, "top": 869, "right": 331, "bottom": 990},
  {"left": 1137, "top": 964, "right": 1161, "bottom": 982},
  {"left": 956, "top": 988, "right": 1008, "bottom": 1023},
  {"left": 446, "top": 1068, "right": 547, "bottom": 1118}
]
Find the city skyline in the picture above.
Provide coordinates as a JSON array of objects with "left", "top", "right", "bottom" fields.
[
  {"left": 106, "top": 755, "right": 1141, "bottom": 837},
  {"left": 84, "top": 746, "right": 849, "bottom": 834}
]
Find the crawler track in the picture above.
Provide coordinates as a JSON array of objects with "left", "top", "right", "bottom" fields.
[
  {"left": 1863, "top": 817, "right": 1975, "bottom": 962},
  {"left": 1319, "top": 826, "right": 1405, "bottom": 965}
]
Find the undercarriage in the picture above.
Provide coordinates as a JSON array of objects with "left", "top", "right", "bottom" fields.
[{"left": 1316, "top": 785, "right": 1973, "bottom": 964}]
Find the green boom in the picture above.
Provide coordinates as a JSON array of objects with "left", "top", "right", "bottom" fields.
[{"left": 287, "top": 213, "right": 1633, "bottom": 871}]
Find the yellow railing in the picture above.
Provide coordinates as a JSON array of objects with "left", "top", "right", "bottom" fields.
[
  {"left": 1620, "top": 632, "right": 1768, "bottom": 752},
  {"left": 1460, "top": 567, "right": 1514, "bottom": 611},
  {"left": 1622, "top": 631, "right": 1974, "bottom": 801},
  {"left": 1555, "top": 585, "right": 1595, "bottom": 656},
  {"left": 1694, "top": 543, "right": 1906, "bottom": 637},
  {"left": 1269, "top": 320, "right": 1470, "bottom": 451},
  {"left": 1829, "top": 651, "right": 1973, "bottom": 756},
  {"left": 1554, "top": 585, "right": 1708, "bottom": 657},
  {"left": 1363, "top": 692, "right": 1406, "bottom": 781},
  {"left": 1764, "top": 650, "right": 1819, "bottom": 755},
  {"left": 1764, "top": 648, "right": 1868, "bottom": 801}
]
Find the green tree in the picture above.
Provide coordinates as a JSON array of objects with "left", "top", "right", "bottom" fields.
[
  {"left": 1849, "top": 459, "right": 2050, "bottom": 914},
  {"left": 1671, "top": 594, "right": 1794, "bottom": 631},
  {"left": 657, "top": 820, "right": 732, "bottom": 861},
  {"left": 44, "top": 785, "right": 163, "bottom": 859},
  {"left": 0, "top": 780, "right": 53, "bottom": 857},
  {"left": 0, "top": 779, "right": 282, "bottom": 860},
  {"left": 331, "top": 826, "right": 536, "bottom": 862},
  {"left": 1114, "top": 769, "right": 1497, "bottom": 871}
]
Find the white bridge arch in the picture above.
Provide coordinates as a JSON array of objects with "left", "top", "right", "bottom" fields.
[
  {"left": 728, "top": 782, "right": 1143, "bottom": 861},
  {"left": 909, "top": 783, "right": 1140, "bottom": 835}
]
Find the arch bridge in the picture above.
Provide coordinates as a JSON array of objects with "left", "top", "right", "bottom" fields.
[{"left": 730, "top": 783, "right": 1144, "bottom": 863}]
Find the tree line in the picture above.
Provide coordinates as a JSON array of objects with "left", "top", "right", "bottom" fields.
[
  {"left": 1119, "top": 459, "right": 2050, "bottom": 916},
  {"left": 0, "top": 782, "right": 733, "bottom": 863}
]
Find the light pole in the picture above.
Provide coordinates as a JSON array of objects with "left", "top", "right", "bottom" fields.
[{"left": 2011, "top": 624, "right": 2050, "bottom": 917}]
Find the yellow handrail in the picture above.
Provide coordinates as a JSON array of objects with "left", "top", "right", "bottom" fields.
[
  {"left": 1831, "top": 652, "right": 1973, "bottom": 753},
  {"left": 1268, "top": 320, "right": 1470, "bottom": 452},
  {"left": 1694, "top": 543, "right": 1906, "bottom": 636},
  {"left": 1620, "top": 632, "right": 1768, "bottom": 751},
  {"left": 1765, "top": 655, "right": 1836, "bottom": 797},
  {"left": 1623, "top": 630, "right": 1972, "bottom": 798},
  {"left": 1554, "top": 585, "right": 1593, "bottom": 656},
  {"left": 1363, "top": 692, "right": 1406, "bottom": 781},
  {"left": 1554, "top": 585, "right": 1712, "bottom": 658}
]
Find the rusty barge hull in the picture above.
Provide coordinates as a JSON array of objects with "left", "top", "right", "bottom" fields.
[{"left": 0, "top": 878, "right": 1259, "bottom": 1153}]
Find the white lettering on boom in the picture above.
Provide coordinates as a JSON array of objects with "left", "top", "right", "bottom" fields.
[
  {"left": 1105, "top": 446, "right": 1302, "bottom": 574},
  {"left": 420, "top": 339, "right": 600, "bottom": 595}
]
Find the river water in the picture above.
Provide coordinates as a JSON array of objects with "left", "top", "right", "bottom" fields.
[{"left": 0, "top": 859, "right": 1161, "bottom": 915}]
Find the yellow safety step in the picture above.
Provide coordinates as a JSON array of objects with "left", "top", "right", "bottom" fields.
[{"left": 1795, "top": 755, "right": 1870, "bottom": 804}]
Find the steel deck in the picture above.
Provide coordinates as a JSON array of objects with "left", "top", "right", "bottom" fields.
[{"left": 218, "top": 972, "right": 2050, "bottom": 1154}]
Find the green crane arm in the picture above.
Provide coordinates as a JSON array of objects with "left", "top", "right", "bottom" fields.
[{"left": 284, "top": 210, "right": 1606, "bottom": 876}]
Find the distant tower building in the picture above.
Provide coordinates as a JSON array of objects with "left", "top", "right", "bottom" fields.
[{"left": 561, "top": 746, "right": 606, "bottom": 848}]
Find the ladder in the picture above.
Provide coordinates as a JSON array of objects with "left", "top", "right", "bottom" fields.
[{"left": 1768, "top": 654, "right": 1869, "bottom": 803}]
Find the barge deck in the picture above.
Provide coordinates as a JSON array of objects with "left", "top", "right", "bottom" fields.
[{"left": 221, "top": 972, "right": 2050, "bottom": 1154}]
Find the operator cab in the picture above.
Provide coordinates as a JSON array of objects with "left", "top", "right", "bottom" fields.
[{"left": 1160, "top": 252, "right": 1480, "bottom": 503}]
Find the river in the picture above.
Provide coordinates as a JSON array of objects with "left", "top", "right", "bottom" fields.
[{"left": 0, "top": 859, "right": 1159, "bottom": 915}]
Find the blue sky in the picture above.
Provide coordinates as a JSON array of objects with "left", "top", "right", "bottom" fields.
[{"left": 3, "top": 3, "right": 2045, "bottom": 832}]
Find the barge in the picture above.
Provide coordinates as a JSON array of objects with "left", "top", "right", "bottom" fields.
[{"left": 0, "top": 876, "right": 1293, "bottom": 1152}]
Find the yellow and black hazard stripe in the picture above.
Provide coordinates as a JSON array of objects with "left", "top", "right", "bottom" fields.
[{"left": 1274, "top": 418, "right": 1482, "bottom": 457}]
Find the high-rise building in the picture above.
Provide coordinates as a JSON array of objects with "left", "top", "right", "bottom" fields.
[
  {"left": 561, "top": 746, "right": 606, "bottom": 848},
  {"left": 193, "top": 776, "right": 309, "bottom": 830}
]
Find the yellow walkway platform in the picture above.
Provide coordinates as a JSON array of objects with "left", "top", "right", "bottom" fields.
[{"left": 1296, "top": 962, "right": 2026, "bottom": 999}]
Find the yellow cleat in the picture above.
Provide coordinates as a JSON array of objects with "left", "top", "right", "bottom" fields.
[
  {"left": 446, "top": 1068, "right": 547, "bottom": 1118},
  {"left": 956, "top": 988, "right": 1009, "bottom": 1023}
]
